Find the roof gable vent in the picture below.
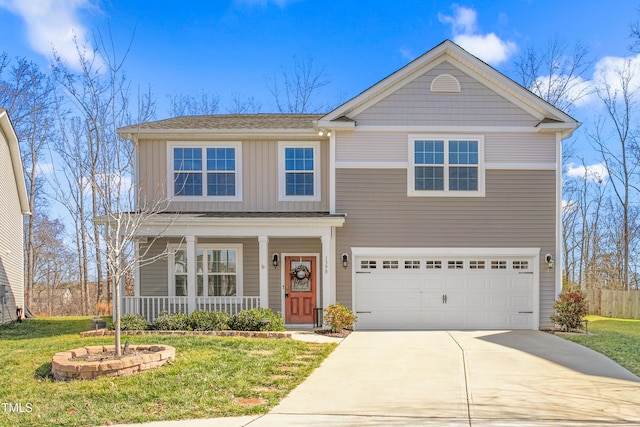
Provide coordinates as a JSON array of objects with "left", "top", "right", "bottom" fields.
[{"left": 430, "top": 74, "right": 461, "bottom": 93}]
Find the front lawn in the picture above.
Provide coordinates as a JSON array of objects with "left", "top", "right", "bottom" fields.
[
  {"left": 559, "top": 315, "right": 640, "bottom": 376},
  {"left": 0, "top": 317, "right": 336, "bottom": 427}
]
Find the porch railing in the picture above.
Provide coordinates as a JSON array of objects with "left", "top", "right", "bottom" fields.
[
  {"left": 122, "top": 296, "right": 261, "bottom": 323},
  {"left": 196, "top": 296, "right": 261, "bottom": 315}
]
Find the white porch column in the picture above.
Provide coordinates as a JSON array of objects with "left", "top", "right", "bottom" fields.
[
  {"left": 186, "top": 235, "right": 197, "bottom": 314},
  {"left": 321, "top": 234, "right": 334, "bottom": 313},
  {"left": 258, "top": 235, "right": 269, "bottom": 309}
]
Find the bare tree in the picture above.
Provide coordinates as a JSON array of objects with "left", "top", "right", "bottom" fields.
[
  {"left": 266, "top": 56, "right": 329, "bottom": 113},
  {"left": 0, "top": 56, "right": 57, "bottom": 311},
  {"left": 513, "top": 36, "right": 593, "bottom": 114},
  {"left": 168, "top": 92, "right": 219, "bottom": 116},
  {"left": 225, "top": 93, "right": 261, "bottom": 114},
  {"left": 589, "top": 59, "right": 640, "bottom": 290}
]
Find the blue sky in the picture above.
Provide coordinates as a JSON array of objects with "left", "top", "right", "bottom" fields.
[
  {"left": 1, "top": 0, "right": 640, "bottom": 182},
  {"left": 0, "top": 0, "right": 638, "bottom": 120}
]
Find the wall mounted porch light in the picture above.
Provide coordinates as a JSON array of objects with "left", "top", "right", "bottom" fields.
[
  {"left": 545, "top": 254, "right": 554, "bottom": 269},
  {"left": 341, "top": 253, "right": 349, "bottom": 268},
  {"left": 272, "top": 253, "right": 280, "bottom": 268}
]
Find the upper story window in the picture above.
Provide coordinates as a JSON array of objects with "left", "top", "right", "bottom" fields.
[
  {"left": 168, "top": 142, "right": 242, "bottom": 201},
  {"left": 278, "top": 141, "right": 321, "bottom": 201},
  {"left": 408, "top": 135, "right": 484, "bottom": 197}
]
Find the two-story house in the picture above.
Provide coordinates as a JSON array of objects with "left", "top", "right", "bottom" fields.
[
  {"left": 118, "top": 40, "right": 578, "bottom": 330},
  {"left": 0, "top": 108, "right": 30, "bottom": 323}
]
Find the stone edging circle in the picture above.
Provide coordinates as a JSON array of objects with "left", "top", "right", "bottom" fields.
[
  {"left": 80, "top": 329, "right": 292, "bottom": 339},
  {"left": 52, "top": 345, "right": 176, "bottom": 381}
]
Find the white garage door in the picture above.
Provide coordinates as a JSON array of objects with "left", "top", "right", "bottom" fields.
[{"left": 353, "top": 249, "right": 538, "bottom": 330}]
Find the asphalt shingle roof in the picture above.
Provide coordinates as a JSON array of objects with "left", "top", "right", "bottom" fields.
[{"left": 121, "top": 114, "right": 323, "bottom": 132}]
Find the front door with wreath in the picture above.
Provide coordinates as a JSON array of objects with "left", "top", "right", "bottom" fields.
[{"left": 284, "top": 256, "right": 316, "bottom": 324}]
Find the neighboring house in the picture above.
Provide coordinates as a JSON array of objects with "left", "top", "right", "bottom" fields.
[
  {"left": 0, "top": 108, "right": 30, "bottom": 323},
  {"left": 118, "top": 40, "right": 578, "bottom": 330}
]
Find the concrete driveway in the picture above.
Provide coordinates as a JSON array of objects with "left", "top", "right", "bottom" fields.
[
  {"left": 254, "top": 330, "right": 640, "bottom": 426},
  {"left": 113, "top": 330, "right": 640, "bottom": 427}
]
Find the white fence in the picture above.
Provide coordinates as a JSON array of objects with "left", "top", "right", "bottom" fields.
[{"left": 122, "top": 296, "right": 261, "bottom": 323}]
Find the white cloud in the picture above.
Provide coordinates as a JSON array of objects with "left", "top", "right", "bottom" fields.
[
  {"left": 0, "top": 0, "right": 95, "bottom": 70},
  {"left": 593, "top": 54, "right": 640, "bottom": 100},
  {"left": 36, "top": 162, "right": 54, "bottom": 176},
  {"left": 565, "top": 162, "right": 608, "bottom": 183},
  {"left": 438, "top": 5, "right": 517, "bottom": 66},
  {"left": 530, "top": 74, "right": 595, "bottom": 109}
]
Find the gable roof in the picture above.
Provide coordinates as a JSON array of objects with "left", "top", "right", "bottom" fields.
[
  {"left": 119, "top": 114, "right": 323, "bottom": 139},
  {"left": 0, "top": 108, "right": 29, "bottom": 214},
  {"left": 318, "top": 40, "right": 579, "bottom": 136}
]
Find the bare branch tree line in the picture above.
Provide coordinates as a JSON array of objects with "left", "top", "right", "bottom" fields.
[{"left": 3, "top": 19, "right": 640, "bottom": 318}]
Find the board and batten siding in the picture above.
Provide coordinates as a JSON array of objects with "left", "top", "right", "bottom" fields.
[
  {"left": 0, "top": 132, "right": 24, "bottom": 322},
  {"left": 138, "top": 138, "right": 329, "bottom": 212},
  {"left": 334, "top": 169, "right": 557, "bottom": 328},
  {"left": 352, "top": 61, "right": 539, "bottom": 127},
  {"left": 336, "top": 132, "right": 557, "bottom": 166}
]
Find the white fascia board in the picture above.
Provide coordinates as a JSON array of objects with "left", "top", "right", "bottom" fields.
[
  {"left": 316, "top": 119, "right": 355, "bottom": 130},
  {"left": 351, "top": 247, "right": 541, "bottom": 257},
  {"left": 136, "top": 216, "right": 346, "bottom": 238}
]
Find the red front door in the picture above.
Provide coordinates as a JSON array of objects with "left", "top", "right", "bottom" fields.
[{"left": 285, "top": 256, "right": 316, "bottom": 324}]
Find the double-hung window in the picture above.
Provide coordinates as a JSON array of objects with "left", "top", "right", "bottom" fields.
[
  {"left": 168, "top": 244, "right": 243, "bottom": 297},
  {"left": 278, "top": 141, "right": 321, "bottom": 201},
  {"left": 196, "top": 246, "right": 240, "bottom": 297},
  {"left": 408, "top": 136, "right": 484, "bottom": 196},
  {"left": 169, "top": 142, "right": 242, "bottom": 201}
]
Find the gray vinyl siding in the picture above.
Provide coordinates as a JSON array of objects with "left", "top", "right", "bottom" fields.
[
  {"left": 336, "top": 132, "right": 557, "bottom": 165},
  {"left": 139, "top": 237, "right": 323, "bottom": 314},
  {"left": 353, "top": 61, "right": 538, "bottom": 127},
  {"left": 0, "top": 133, "right": 24, "bottom": 322},
  {"left": 335, "top": 169, "right": 557, "bottom": 328},
  {"left": 138, "top": 138, "right": 329, "bottom": 212}
]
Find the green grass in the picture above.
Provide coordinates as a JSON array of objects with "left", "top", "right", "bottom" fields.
[
  {"left": 559, "top": 315, "right": 640, "bottom": 376},
  {"left": 0, "top": 317, "right": 337, "bottom": 427}
]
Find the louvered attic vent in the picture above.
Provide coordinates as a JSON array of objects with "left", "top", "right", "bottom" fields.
[{"left": 430, "top": 74, "right": 461, "bottom": 93}]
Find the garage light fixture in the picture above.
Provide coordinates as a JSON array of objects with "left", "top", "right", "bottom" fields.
[
  {"left": 545, "top": 254, "right": 554, "bottom": 269},
  {"left": 341, "top": 253, "right": 349, "bottom": 268}
]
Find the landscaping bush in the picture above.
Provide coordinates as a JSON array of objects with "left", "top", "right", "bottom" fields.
[
  {"left": 229, "top": 308, "right": 285, "bottom": 331},
  {"left": 551, "top": 288, "right": 588, "bottom": 330},
  {"left": 188, "top": 310, "right": 231, "bottom": 331},
  {"left": 118, "top": 314, "right": 149, "bottom": 331},
  {"left": 324, "top": 303, "right": 356, "bottom": 333},
  {"left": 151, "top": 312, "right": 190, "bottom": 331}
]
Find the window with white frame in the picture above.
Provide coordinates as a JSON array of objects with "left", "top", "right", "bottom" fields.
[
  {"left": 169, "top": 142, "right": 242, "bottom": 201},
  {"left": 408, "top": 136, "right": 484, "bottom": 196},
  {"left": 168, "top": 244, "right": 243, "bottom": 297},
  {"left": 278, "top": 141, "right": 321, "bottom": 201}
]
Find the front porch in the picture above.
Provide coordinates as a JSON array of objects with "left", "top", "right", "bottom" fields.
[{"left": 123, "top": 212, "right": 345, "bottom": 325}]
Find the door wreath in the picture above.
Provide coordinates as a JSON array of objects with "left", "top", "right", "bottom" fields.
[{"left": 290, "top": 264, "right": 311, "bottom": 291}]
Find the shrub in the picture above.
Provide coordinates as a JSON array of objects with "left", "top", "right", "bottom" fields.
[
  {"left": 151, "top": 312, "right": 190, "bottom": 331},
  {"left": 188, "top": 310, "right": 231, "bottom": 331},
  {"left": 551, "top": 288, "right": 588, "bottom": 330},
  {"left": 324, "top": 303, "right": 356, "bottom": 333},
  {"left": 229, "top": 308, "right": 285, "bottom": 331},
  {"left": 118, "top": 314, "right": 149, "bottom": 331}
]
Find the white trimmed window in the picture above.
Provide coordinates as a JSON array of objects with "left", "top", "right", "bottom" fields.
[
  {"left": 168, "top": 244, "right": 243, "bottom": 297},
  {"left": 168, "top": 142, "right": 242, "bottom": 201},
  {"left": 278, "top": 141, "right": 321, "bottom": 201},
  {"left": 408, "top": 136, "right": 484, "bottom": 197}
]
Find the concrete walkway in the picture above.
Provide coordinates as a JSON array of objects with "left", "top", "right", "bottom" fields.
[{"left": 112, "top": 330, "right": 640, "bottom": 426}]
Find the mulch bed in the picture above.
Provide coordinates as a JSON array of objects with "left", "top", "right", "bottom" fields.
[
  {"left": 71, "top": 349, "right": 157, "bottom": 363},
  {"left": 314, "top": 329, "right": 352, "bottom": 338}
]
